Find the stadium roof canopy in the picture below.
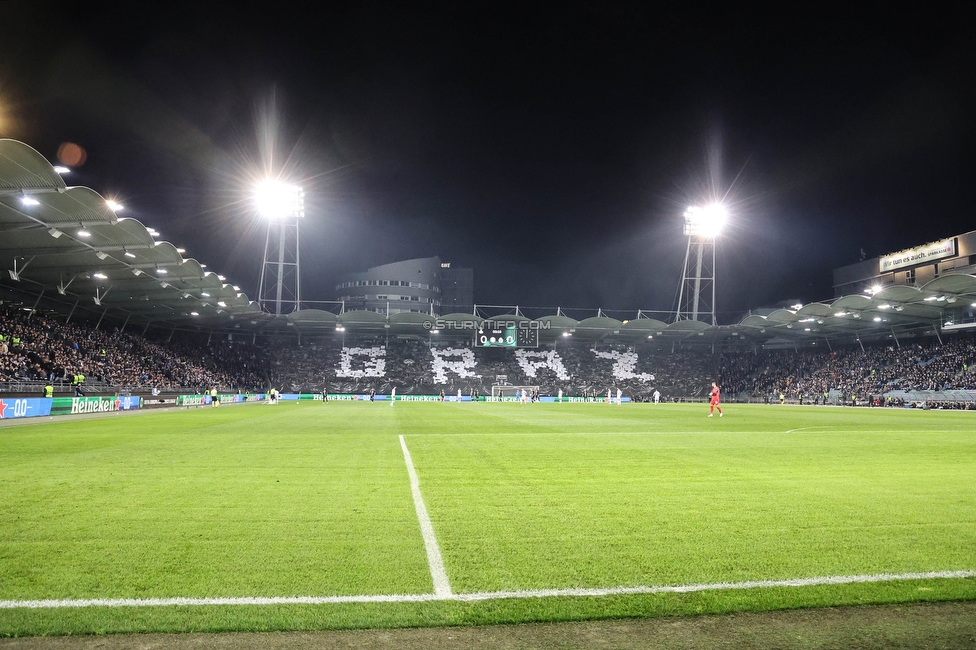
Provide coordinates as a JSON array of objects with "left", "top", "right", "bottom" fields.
[
  {"left": 1, "top": 137, "right": 972, "bottom": 348},
  {"left": 0, "top": 139, "right": 266, "bottom": 328}
]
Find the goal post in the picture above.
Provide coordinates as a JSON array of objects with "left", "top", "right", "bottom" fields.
[{"left": 491, "top": 385, "right": 540, "bottom": 401}]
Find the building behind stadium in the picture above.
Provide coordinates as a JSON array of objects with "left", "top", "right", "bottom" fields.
[
  {"left": 834, "top": 230, "right": 976, "bottom": 297},
  {"left": 335, "top": 257, "right": 474, "bottom": 316}
]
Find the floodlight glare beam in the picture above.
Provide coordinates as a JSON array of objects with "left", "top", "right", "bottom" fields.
[{"left": 254, "top": 181, "right": 305, "bottom": 220}]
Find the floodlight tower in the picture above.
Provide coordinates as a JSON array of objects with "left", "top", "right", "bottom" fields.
[
  {"left": 255, "top": 181, "right": 305, "bottom": 315},
  {"left": 675, "top": 204, "right": 726, "bottom": 325}
]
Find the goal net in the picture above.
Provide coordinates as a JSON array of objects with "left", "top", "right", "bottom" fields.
[{"left": 491, "top": 385, "right": 540, "bottom": 401}]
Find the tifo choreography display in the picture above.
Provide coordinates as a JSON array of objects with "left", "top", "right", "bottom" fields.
[{"left": 4, "top": 303, "right": 976, "bottom": 407}]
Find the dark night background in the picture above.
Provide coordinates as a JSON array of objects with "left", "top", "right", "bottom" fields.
[{"left": 2, "top": 2, "right": 974, "bottom": 321}]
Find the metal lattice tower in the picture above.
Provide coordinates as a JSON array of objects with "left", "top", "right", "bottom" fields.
[
  {"left": 255, "top": 182, "right": 305, "bottom": 315},
  {"left": 674, "top": 205, "right": 724, "bottom": 325}
]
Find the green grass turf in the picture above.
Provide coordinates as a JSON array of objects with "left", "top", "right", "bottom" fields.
[{"left": 1, "top": 401, "right": 975, "bottom": 635}]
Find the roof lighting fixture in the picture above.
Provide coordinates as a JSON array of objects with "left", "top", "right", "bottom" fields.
[
  {"left": 131, "top": 269, "right": 142, "bottom": 276},
  {"left": 47, "top": 228, "right": 62, "bottom": 238},
  {"left": 923, "top": 296, "right": 938, "bottom": 301},
  {"left": 190, "top": 312, "right": 199, "bottom": 316},
  {"left": 124, "top": 251, "right": 136, "bottom": 258},
  {"left": 106, "top": 200, "right": 123, "bottom": 212},
  {"left": 878, "top": 304, "right": 891, "bottom": 310},
  {"left": 93, "top": 273, "right": 107, "bottom": 279},
  {"left": 336, "top": 326, "right": 345, "bottom": 332},
  {"left": 834, "top": 311, "right": 847, "bottom": 317},
  {"left": 562, "top": 331, "right": 572, "bottom": 337},
  {"left": 95, "top": 251, "right": 108, "bottom": 260},
  {"left": 430, "top": 329, "right": 440, "bottom": 334},
  {"left": 804, "top": 328, "right": 811, "bottom": 332},
  {"left": 157, "top": 268, "right": 168, "bottom": 274},
  {"left": 936, "top": 295, "right": 947, "bottom": 302},
  {"left": 201, "top": 292, "right": 210, "bottom": 297},
  {"left": 217, "top": 275, "right": 226, "bottom": 281},
  {"left": 947, "top": 296, "right": 957, "bottom": 303},
  {"left": 647, "top": 335, "right": 653, "bottom": 339},
  {"left": 217, "top": 301, "right": 227, "bottom": 307},
  {"left": 790, "top": 303, "right": 803, "bottom": 310},
  {"left": 77, "top": 230, "right": 91, "bottom": 238},
  {"left": 176, "top": 248, "right": 186, "bottom": 254},
  {"left": 53, "top": 166, "right": 70, "bottom": 174},
  {"left": 873, "top": 317, "right": 882, "bottom": 322},
  {"left": 200, "top": 264, "right": 207, "bottom": 268},
  {"left": 20, "top": 196, "right": 40, "bottom": 206}
]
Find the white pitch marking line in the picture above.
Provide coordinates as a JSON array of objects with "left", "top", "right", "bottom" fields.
[
  {"left": 399, "top": 434, "right": 452, "bottom": 597},
  {"left": 2, "top": 570, "right": 973, "bottom": 609}
]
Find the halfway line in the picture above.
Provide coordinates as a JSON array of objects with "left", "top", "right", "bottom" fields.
[{"left": 399, "top": 434, "right": 452, "bottom": 597}]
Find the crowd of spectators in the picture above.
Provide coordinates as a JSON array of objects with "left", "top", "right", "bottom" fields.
[
  {"left": 7, "top": 302, "right": 976, "bottom": 406},
  {"left": 0, "top": 305, "right": 253, "bottom": 391}
]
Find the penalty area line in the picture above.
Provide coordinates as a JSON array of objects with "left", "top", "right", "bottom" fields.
[{"left": 2, "top": 570, "right": 974, "bottom": 609}]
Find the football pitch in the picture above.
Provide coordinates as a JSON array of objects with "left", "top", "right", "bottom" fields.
[{"left": 1, "top": 401, "right": 975, "bottom": 636}]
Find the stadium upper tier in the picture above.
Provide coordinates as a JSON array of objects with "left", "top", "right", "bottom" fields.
[{"left": 2, "top": 137, "right": 974, "bottom": 348}]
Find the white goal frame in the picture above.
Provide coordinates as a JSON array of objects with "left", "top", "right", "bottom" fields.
[{"left": 491, "top": 385, "right": 540, "bottom": 401}]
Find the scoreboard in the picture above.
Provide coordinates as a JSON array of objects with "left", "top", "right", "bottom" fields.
[{"left": 477, "top": 320, "right": 538, "bottom": 347}]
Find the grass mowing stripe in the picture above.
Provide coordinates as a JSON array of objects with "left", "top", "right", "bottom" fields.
[
  {"left": 2, "top": 570, "right": 973, "bottom": 608},
  {"left": 399, "top": 434, "right": 452, "bottom": 596}
]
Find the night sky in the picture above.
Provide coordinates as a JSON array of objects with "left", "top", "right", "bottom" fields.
[{"left": 2, "top": 3, "right": 974, "bottom": 322}]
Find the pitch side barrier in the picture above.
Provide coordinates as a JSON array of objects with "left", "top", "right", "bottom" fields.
[{"left": 0, "top": 393, "right": 637, "bottom": 421}]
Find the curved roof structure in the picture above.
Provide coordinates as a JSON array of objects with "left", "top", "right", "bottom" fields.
[{"left": 0, "top": 139, "right": 263, "bottom": 327}]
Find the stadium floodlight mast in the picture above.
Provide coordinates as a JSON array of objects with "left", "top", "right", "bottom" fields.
[
  {"left": 255, "top": 180, "right": 305, "bottom": 315},
  {"left": 675, "top": 203, "right": 726, "bottom": 326}
]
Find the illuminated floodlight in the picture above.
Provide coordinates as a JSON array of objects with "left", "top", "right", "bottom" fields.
[
  {"left": 190, "top": 312, "right": 199, "bottom": 316},
  {"left": 254, "top": 180, "right": 305, "bottom": 219},
  {"left": 217, "top": 301, "right": 227, "bottom": 307},
  {"left": 878, "top": 304, "right": 891, "bottom": 310},
  {"left": 683, "top": 203, "right": 727, "bottom": 237},
  {"left": 176, "top": 248, "right": 186, "bottom": 254},
  {"left": 20, "top": 196, "right": 40, "bottom": 206},
  {"left": 834, "top": 311, "right": 847, "bottom": 317},
  {"left": 106, "top": 200, "right": 123, "bottom": 212},
  {"left": 217, "top": 275, "right": 226, "bottom": 281},
  {"left": 430, "top": 329, "right": 440, "bottom": 334},
  {"left": 790, "top": 303, "right": 803, "bottom": 311},
  {"left": 93, "top": 272, "right": 107, "bottom": 279},
  {"left": 562, "top": 331, "right": 572, "bottom": 337},
  {"left": 923, "top": 296, "right": 938, "bottom": 301},
  {"left": 335, "top": 326, "right": 346, "bottom": 332},
  {"left": 157, "top": 268, "right": 168, "bottom": 274},
  {"left": 77, "top": 230, "right": 91, "bottom": 238},
  {"left": 53, "top": 166, "right": 70, "bottom": 174},
  {"left": 124, "top": 251, "right": 136, "bottom": 258},
  {"left": 873, "top": 317, "right": 882, "bottom": 322},
  {"left": 201, "top": 292, "right": 210, "bottom": 297}
]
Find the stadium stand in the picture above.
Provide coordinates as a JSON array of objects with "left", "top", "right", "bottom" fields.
[{"left": 5, "top": 301, "right": 976, "bottom": 408}]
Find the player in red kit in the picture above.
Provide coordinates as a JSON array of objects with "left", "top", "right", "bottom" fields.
[{"left": 708, "top": 382, "right": 723, "bottom": 417}]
